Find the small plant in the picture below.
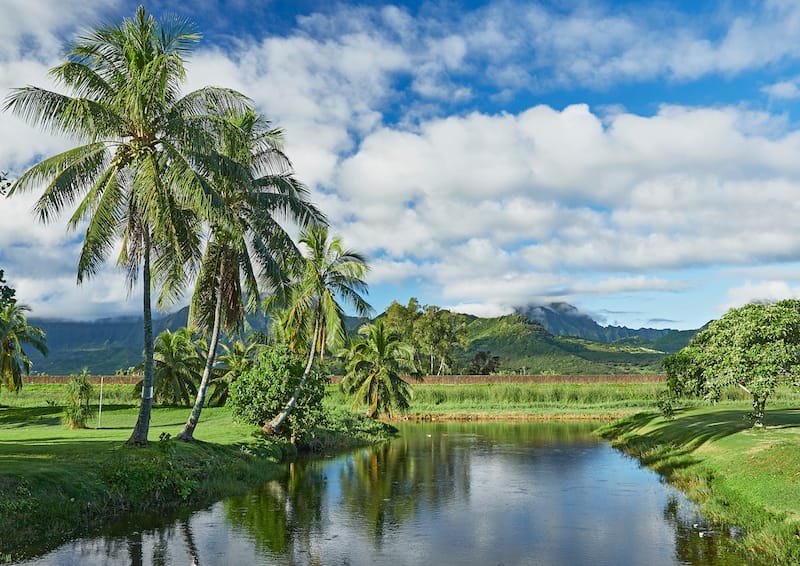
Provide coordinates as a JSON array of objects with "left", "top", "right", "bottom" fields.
[
  {"left": 64, "top": 370, "right": 93, "bottom": 428},
  {"left": 656, "top": 389, "right": 676, "bottom": 420}
]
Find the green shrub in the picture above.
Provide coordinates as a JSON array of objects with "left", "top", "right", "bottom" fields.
[
  {"left": 64, "top": 370, "right": 93, "bottom": 428},
  {"left": 228, "top": 345, "right": 326, "bottom": 441}
]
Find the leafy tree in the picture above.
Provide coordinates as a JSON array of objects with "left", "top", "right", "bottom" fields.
[
  {"left": 416, "top": 306, "right": 467, "bottom": 375},
  {"left": 383, "top": 298, "right": 421, "bottom": 340},
  {"left": 177, "top": 109, "right": 322, "bottom": 441},
  {"left": 0, "top": 302, "right": 48, "bottom": 394},
  {"left": 340, "top": 320, "right": 420, "bottom": 419},
  {"left": 0, "top": 269, "right": 16, "bottom": 310},
  {"left": 228, "top": 345, "right": 325, "bottom": 441},
  {"left": 467, "top": 350, "right": 500, "bottom": 375},
  {"left": 663, "top": 299, "right": 800, "bottom": 426},
  {"left": 206, "top": 339, "right": 263, "bottom": 406},
  {"left": 4, "top": 7, "right": 249, "bottom": 445},
  {"left": 265, "top": 226, "right": 372, "bottom": 434},
  {"left": 142, "top": 327, "right": 202, "bottom": 405}
]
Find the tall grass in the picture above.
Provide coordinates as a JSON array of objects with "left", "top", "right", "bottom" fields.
[{"left": 327, "top": 382, "right": 800, "bottom": 418}]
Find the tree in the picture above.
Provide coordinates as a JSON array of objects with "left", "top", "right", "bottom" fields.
[
  {"left": 228, "top": 345, "right": 325, "bottom": 441},
  {"left": 4, "top": 6, "right": 248, "bottom": 445},
  {"left": 664, "top": 299, "right": 800, "bottom": 426},
  {"left": 143, "top": 327, "right": 202, "bottom": 406},
  {"left": 416, "top": 306, "right": 467, "bottom": 375},
  {"left": 206, "top": 339, "right": 263, "bottom": 406},
  {"left": 177, "top": 109, "right": 322, "bottom": 441},
  {"left": 467, "top": 351, "right": 500, "bottom": 375},
  {"left": 265, "top": 226, "right": 372, "bottom": 434},
  {"left": 340, "top": 320, "right": 419, "bottom": 419},
  {"left": 0, "top": 302, "right": 48, "bottom": 394}
]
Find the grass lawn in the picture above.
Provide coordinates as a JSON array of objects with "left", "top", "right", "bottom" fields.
[{"left": 599, "top": 402, "right": 800, "bottom": 563}]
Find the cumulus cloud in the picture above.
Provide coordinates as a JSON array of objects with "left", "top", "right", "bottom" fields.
[
  {"left": 721, "top": 281, "right": 800, "bottom": 313},
  {"left": 8, "top": 0, "right": 800, "bottom": 326}
]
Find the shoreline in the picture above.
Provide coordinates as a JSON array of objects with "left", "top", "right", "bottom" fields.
[{"left": 598, "top": 405, "right": 800, "bottom": 564}]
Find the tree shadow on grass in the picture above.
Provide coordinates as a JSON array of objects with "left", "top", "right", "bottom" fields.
[
  {"left": 0, "top": 406, "right": 62, "bottom": 426},
  {"left": 601, "top": 406, "right": 800, "bottom": 479}
]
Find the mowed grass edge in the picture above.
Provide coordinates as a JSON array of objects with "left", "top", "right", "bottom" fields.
[{"left": 598, "top": 404, "right": 800, "bottom": 564}]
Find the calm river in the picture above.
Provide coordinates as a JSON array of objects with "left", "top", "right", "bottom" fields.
[{"left": 18, "top": 422, "right": 753, "bottom": 565}]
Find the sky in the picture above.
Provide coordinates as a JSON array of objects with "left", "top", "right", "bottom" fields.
[{"left": 3, "top": 0, "right": 800, "bottom": 330}]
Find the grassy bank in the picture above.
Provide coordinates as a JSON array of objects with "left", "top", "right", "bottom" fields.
[
  {"left": 598, "top": 404, "right": 800, "bottom": 563},
  {"left": 0, "top": 388, "right": 394, "bottom": 563}
]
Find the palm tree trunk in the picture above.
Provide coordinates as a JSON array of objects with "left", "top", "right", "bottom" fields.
[
  {"left": 127, "top": 234, "right": 154, "bottom": 447},
  {"left": 264, "top": 320, "right": 319, "bottom": 435},
  {"left": 177, "top": 277, "right": 224, "bottom": 442}
]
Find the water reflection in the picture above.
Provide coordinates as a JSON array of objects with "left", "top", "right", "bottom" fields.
[{"left": 16, "top": 422, "right": 756, "bottom": 565}]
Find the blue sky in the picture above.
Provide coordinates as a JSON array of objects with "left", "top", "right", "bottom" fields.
[{"left": 3, "top": 0, "right": 800, "bottom": 330}]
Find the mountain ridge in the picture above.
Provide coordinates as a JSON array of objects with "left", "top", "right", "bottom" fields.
[{"left": 24, "top": 303, "right": 699, "bottom": 375}]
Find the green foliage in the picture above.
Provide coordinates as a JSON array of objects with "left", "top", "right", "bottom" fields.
[
  {"left": 664, "top": 299, "right": 800, "bottom": 426},
  {"left": 140, "top": 327, "right": 202, "bottom": 405},
  {"left": 63, "top": 370, "right": 93, "bottom": 428},
  {"left": 0, "top": 268, "right": 16, "bottom": 309},
  {"left": 228, "top": 345, "right": 326, "bottom": 439},
  {"left": 467, "top": 350, "right": 500, "bottom": 374},
  {"left": 1, "top": 302, "right": 48, "bottom": 394},
  {"left": 340, "top": 321, "right": 420, "bottom": 418}
]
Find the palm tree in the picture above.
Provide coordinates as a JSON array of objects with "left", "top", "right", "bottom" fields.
[
  {"left": 205, "top": 339, "right": 263, "bottom": 407},
  {"left": 0, "top": 303, "right": 48, "bottom": 394},
  {"left": 265, "top": 226, "right": 372, "bottom": 434},
  {"left": 4, "top": 7, "right": 248, "bottom": 445},
  {"left": 176, "top": 110, "right": 323, "bottom": 441},
  {"left": 340, "top": 320, "right": 419, "bottom": 419},
  {"left": 145, "top": 327, "right": 202, "bottom": 405}
]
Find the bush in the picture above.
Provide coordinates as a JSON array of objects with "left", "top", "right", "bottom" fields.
[
  {"left": 64, "top": 370, "right": 93, "bottom": 428},
  {"left": 228, "top": 345, "right": 326, "bottom": 441}
]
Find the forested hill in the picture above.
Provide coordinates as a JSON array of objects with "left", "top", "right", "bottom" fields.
[
  {"left": 518, "top": 303, "right": 680, "bottom": 342},
  {"left": 25, "top": 304, "right": 698, "bottom": 376}
]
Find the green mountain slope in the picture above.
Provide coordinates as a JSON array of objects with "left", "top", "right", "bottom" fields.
[
  {"left": 25, "top": 305, "right": 684, "bottom": 376},
  {"left": 457, "top": 314, "right": 667, "bottom": 375}
]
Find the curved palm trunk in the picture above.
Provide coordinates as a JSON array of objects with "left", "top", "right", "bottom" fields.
[
  {"left": 264, "top": 320, "right": 319, "bottom": 435},
  {"left": 177, "top": 278, "right": 224, "bottom": 441},
  {"left": 127, "top": 237, "right": 155, "bottom": 447}
]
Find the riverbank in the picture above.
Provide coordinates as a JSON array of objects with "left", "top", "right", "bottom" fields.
[
  {"left": 0, "top": 400, "right": 394, "bottom": 563},
  {"left": 598, "top": 405, "right": 800, "bottom": 564}
]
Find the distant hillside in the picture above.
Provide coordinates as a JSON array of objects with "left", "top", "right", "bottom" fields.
[
  {"left": 517, "top": 302, "right": 697, "bottom": 352},
  {"left": 26, "top": 308, "right": 364, "bottom": 376},
  {"left": 25, "top": 302, "right": 694, "bottom": 376},
  {"left": 456, "top": 314, "right": 666, "bottom": 375}
]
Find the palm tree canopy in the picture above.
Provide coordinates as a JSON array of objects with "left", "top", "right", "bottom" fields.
[
  {"left": 4, "top": 5, "right": 250, "bottom": 305},
  {"left": 275, "top": 225, "right": 372, "bottom": 359},
  {"left": 0, "top": 303, "right": 48, "bottom": 393},
  {"left": 341, "top": 320, "right": 418, "bottom": 418},
  {"left": 146, "top": 327, "right": 202, "bottom": 405},
  {"left": 189, "top": 109, "right": 324, "bottom": 337}
]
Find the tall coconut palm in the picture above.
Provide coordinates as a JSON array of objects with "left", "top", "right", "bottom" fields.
[
  {"left": 176, "top": 110, "right": 323, "bottom": 441},
  {"left": 0, "top": 303, "right": 48, "bottom": 394},
  {"left": 340, "top": 320, "right": 419, "bottom": 419},
  {"left": 4, "top": 7, "right": 248, "bottom": 445},
  {"left": 265, "top": 226, "right": 372, "bottom": 434}
]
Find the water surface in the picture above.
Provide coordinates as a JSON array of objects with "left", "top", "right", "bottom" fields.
[{"left": 18, "top": 422, "right": 751, "bottom": 565}]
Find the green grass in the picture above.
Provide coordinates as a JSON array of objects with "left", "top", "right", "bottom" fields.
[
  {"left": 326, "top": 382, "right": 800, "bottom": 420},
  {"left": 0, "top": 385, "right": 395, "bottom": 563},
  {"left": 598, "top": 403, "right": 800, "bottom": 563}
]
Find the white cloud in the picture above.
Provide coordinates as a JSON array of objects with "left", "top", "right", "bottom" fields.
[{"left": 721, "top": 280, "right": 800, "bottom": 313}]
